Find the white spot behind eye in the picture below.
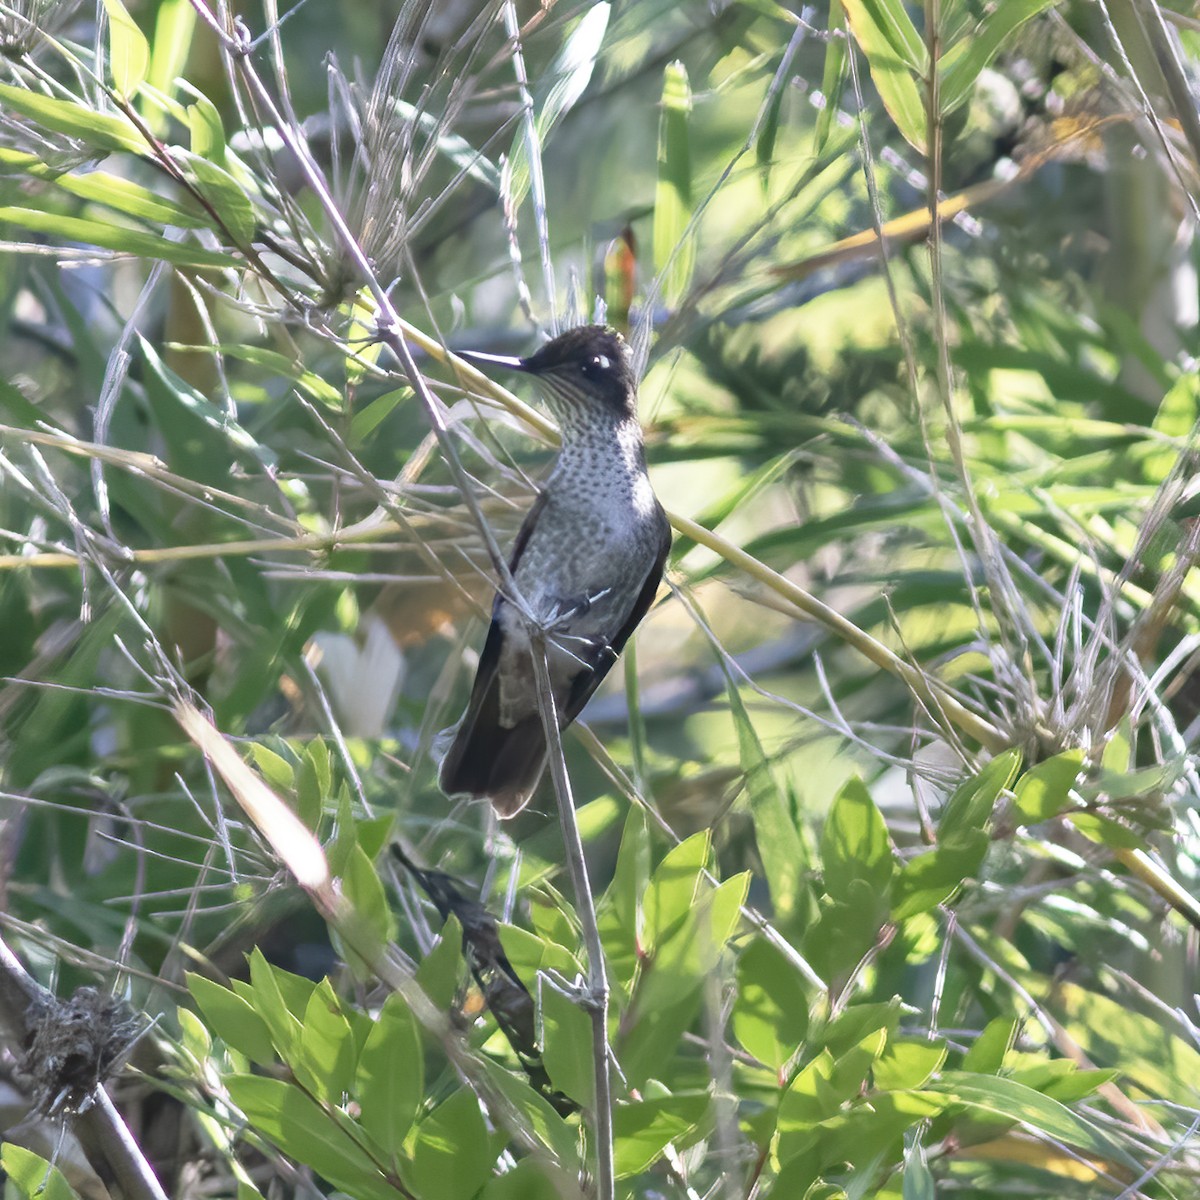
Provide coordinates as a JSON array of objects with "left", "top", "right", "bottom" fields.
[{"left": 596, "top": 354, "right": 611, "bottom": 370}]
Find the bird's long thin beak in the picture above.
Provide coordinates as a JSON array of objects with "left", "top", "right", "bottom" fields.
[{"left": 456, "top": 349, "right": 529, "bottom": 373}]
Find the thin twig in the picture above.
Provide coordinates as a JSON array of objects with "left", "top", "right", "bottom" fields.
[{"left": 529, "top": 632, "right": 615, "bottom": 1200}]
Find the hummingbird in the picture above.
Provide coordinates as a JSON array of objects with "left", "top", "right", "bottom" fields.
[{"left": 438, "top": 325, "right": 671, "bottom": 817}]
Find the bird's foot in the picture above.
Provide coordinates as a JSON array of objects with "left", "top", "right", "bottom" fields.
[{"left": 542, "top": 587, "right": 612, "bottom": 633}]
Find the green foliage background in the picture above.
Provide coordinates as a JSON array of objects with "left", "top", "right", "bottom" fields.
[{"left": 2, "top": 0, "right": 1200, "bottom": 1197}]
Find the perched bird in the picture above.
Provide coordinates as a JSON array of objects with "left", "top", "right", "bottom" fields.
[{"left": 438, "top": 325, "right": 671, "bottom": 817}]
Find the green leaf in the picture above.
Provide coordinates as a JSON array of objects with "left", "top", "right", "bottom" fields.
[
  {"left": 249, "top": 743, "right": 295, "bottom": 793},
  {"left": 497, "top": 921, "right": 582, "bottom": 983},
  {"left": 637, "top": 872, "right": 749, "bottom": 1014},
  {"left": 0, "top": 206, "right": 239, "bottom": 269},
  {"left": 541, "top": 984, "right": 595, "bottom": 1108},
  {"left": 872, "top": 1039, "right": 946, "bottom": 1091},
  {"left": 939, "top": 0, "right": 1061, "bottom": 115},
  {"left": 602, "top": 805, "right": 650, "bottom": 969},
  {"left": 1, "top": 1145, "right": 83, "bottom": 1200},
  {"left": 481, "top": 1160, "right": 581, "bottom": 1200},
  {"left": 841, "top": 0, "right": 928, "bottom": 152},
  {"left": 296, "top": 738, "right": 329, "bottom": 830},
  {"left": 186, "top": 972, "right": 278, "bottom": 1064},
  {"left": 356, "top": 992, "right": 423, "bottom": 1157},
  {"left": 1067, "top": 811, "right": 1142, "bottom": 850},
  {"left": 476, "top": 1059, "right": 581, "bottom": 1168},
  {"left": 0, "top": 83, "right": 145, "bottom": 154},
  {"left": 212, "top": 345, "right": 344, "bottom": 409},
  {"left": 821, "top": 776, "right": 894, "bottom": 904},
  {"left": 654, "top": 61, "right": 695, "bottom": 307},
  {"left": 177, "top": 1006, "right": 212, "bottom": 1060},
  {"left": 1053, "top": 981, "right": 1200, "bottom": 1106},
  {"left": 351, "top": 387, "right": 411, "bottom": 444},
  {"left": 1147, "top": 372, "right": 1200, "bottom": 483},
  {"left": 175, "top": 150, "right": 258, "bottom": 244},
  {"left": 0, "top": 148, "right": 206, "bottom": 227},
  {"left": 938, "top": 749, "right": 1021, "bottom": 839},
  {"left": 961, "top": 1017, "right": 1016, "bottom": 1074},
  {"left": 642, "top": 829, "right": 710, "bottom": 952},
  {"left": 822, "top": 999, "right": 902, "bottom": 1058},
  {"left": 618, "top": 987, "right": 703, "bottom": 1089},
  {"left": 298, "top": 979, "right": 357, "bottom": 1103},
  {"left": 146, "top": 0, "right": 198, "bottom": 105},
  {"left": 612, "top": 1093, "right": 710, "bottom": 1178},
  {"left": 417, "top": 914, "right": 465, "bottom": 1009},
  {"left": 806, "top": 880, "right": 886, "bottom": 980},
  {"left": 404, "top": 1089, "right": 496, "bottom": 1200},
  {"left": 920, "top": 1071, "right": 1133, "bottom": 1165},
  {"left": 1040, "top": 1067, "right": 1118, "bottom": 1104},
  {"left": 777, "top": 1050, "right": 839, "bottom": 1129},
  {"left": 227, "top": 1074, "right": 395, "bottom": 1200},
  {"left": 1013, "top": 748, "right": 1084, "bottom": 824},
  {"left": 103, "top": 0, "right": 150, "bottom": 97},
  {"left": 246, "top": 949, "right": 305, "bottom": 1061},
  {"left": 849, "top": 0, "right": 927, "bottom": 69},
  {"left": 732, "top": 936, "right": 811, "bottom": 1070},
  {"left": 185, "top": 90, "right": 227, "bottom": 165},
  {"left": 755, "top": 58, "right": 787, "bottom": 188},
  {"left": 725, "top": 678, "right": 807, "bottom": 930},
  {"left": 337, "top": 842, "right": 397, "bottom": 970},
  {"left": 0, "top": 377, "right": 52, "bottom": 427},
  {"left": 902, "top": 1136, "right": 934, "bottom": 1200},
  {"left": 505, "top": 2, "right": 610, "bottom": 205},
  {"left": 890, "top": 830, "right": 988, "bottom": 920},
  {"left": 815, "top": 0, "right": 847, "bottom": 153},
  {"left": 138, "top": 336, "right": 274, "bottom": 486}
]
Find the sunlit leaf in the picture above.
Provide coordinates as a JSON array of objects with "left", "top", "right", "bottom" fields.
[
  {"left": 404, "top": 1089, "right": 496, "bottom": 1200},
  {"left": 1, "top": 1145, "right": 81, "bottom": 1200},
  {"left": 187, "top": 973, "right": 278, "bottom": 1065},
  {"left": 612, "top": 1093, "right": 710, "bottom": 1177},
  {"left": 732, "top": 936, "right": 810, "bottom": 1069},
  {"left": 541, "top": 984, "right": 595, "bottom": 1108},
  {"left": 103, "top": 0, "right": 150, "bottom": 98},
  {"left": 0, "top": 206, "right": 238, "bottom": 269},
  {"left": 653, "top": 60, "right": 694, "bottom": 307},
  {"left": 939, "top": 0, "right": 1061, "bottom": 115},
  {"left": 1013, "top": 748, "right": 1084, "bottom": 824},
  {"left": 841, "top": 0, "right": 927, "bottom": 152},
  {"left": 356, "top": 992, "right": 423, "bottom": 1157}
]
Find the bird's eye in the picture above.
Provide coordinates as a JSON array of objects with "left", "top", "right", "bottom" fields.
[{"left": 581, "top": 354, "right": 611, "bottom": 380}]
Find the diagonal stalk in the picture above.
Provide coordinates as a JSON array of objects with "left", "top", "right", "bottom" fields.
[{"left": 528, "top": 631, "right": 615, "bottom": 1200}]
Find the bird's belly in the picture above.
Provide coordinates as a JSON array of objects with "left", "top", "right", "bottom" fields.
[{"left": 514, "top": 513, "right": 647, "bottom": 620}]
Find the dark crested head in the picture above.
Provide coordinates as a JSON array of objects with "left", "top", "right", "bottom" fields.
[{"left": 518, "top": 325, "right": 637, "bottom": 420}]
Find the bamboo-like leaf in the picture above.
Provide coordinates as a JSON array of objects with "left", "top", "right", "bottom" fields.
[
  {"left": 841, "top": 0, "right": 928, "bottom": 152},
  {"left": 845, "top": 0, "right": 927, "bottom": 71},
  {"left": 920, "top": 1072, "right": 1134, "bottom": 1165},
  {"left": 102, "top": 0, "right": 151, "bottom": 98},
  {"left": 185, "top": 89, "right": 228, "bottom": 165},
  {"left": 0, "top": 148, "right": 206, "bottom": 226},
  {"left": 0, "top": 82, "right": 146, "bottom": 154},
  {"left": 723, "top": 677, "right": 808, "bottom": 929},
  {"left": 939, "top": 0, "right": 1060, "bottom": 115},
  {"left": 815, "top": 0, "right": 848, "bottom": 153},
  {"left": 653, "top": 61, "right": 694, "bottom": 308},
  {"left": 0, "top": 205, "right": 238, "bottom": 269},
  {"left": 0, "top": 1145, "right": 81, "bottom": 1200},
  {"left": 174, "top": 150, "right": 258, "bottom": 244},
  {"left": 505, "top": 3, "right": 610, "bottom": 205},
  {"left": 146, "top": 0, "right": 197, "bottom": 105}
]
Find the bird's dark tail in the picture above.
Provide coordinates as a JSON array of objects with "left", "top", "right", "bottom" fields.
[{"left": 437, "top": 682, "right": 547, "bottom": 817}]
